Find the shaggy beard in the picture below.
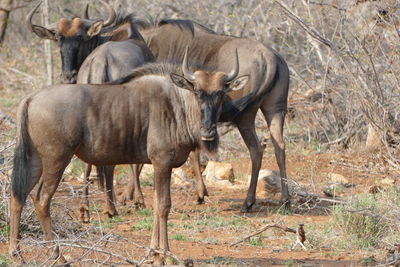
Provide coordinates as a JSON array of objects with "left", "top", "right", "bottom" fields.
[{"left": 201, "top": 137, "right": 219, "bottom": 156}]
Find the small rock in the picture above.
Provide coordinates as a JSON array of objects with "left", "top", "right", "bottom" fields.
[
  {"left": 380, "top": 178, "right": 395, "bottom": 186},
  {"left": 172, "top": 168, "right": 195, "bottom": 186},
  {"left": 328, "top": 173, "right": 349, "bottom": 184},
  {"left": 202, "top": 161, "right": 234, "bottom": 183},
  {"left": 366, "top": 123, "right": 381, "bottom": 151},
  {"left": 253, "top": 169, "right": 281, "bottom": 199}
]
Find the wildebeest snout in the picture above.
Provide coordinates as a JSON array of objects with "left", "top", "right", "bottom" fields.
[
  {"left": 61, "top": 70, "right": 77, "bottom": 84},
  {"left": 201, "top": 124, "right": 217, "bottom": 141}
]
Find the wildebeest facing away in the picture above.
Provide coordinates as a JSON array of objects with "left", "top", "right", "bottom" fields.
[
  {"left": 9, "top": 50, "right": 249, "bottom": 264},
  {"left": 138, "top": 19, "right": 291, "bottom": 212},
  {"left": 26, "top": 2, "right": 155, "bottom": 220},
  {"left": 26, "top": 0, "right": 145, "bottom": 83},
  {"left": 77, "top": 38, "right": 155, "bottom": 222}
]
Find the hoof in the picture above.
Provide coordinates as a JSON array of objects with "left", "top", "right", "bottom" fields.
[
  {"left": 79, "top": 205, "right": 90, "bottom": 223},
  {"left": 153, "top": 254, "right": 173, "bottom": 266},
  {"left": 197, "top": 196, "right": 205, "bottom": 205},
  {"left": 81, "top": 217, "right": 90, "bottom": 224},
  {"left": 240, "top": 200, "right": 254, "bottom": 213},
  {"left": 9, "top": 246, "right": 19, "bottom": 257},
  {"left": 105, "top": 210, "right": 118, "bottom": 218},
  {"left": 134, "top": 201, "right": 146, "bottom": 210},
  {"left": 119, "top": 195, "right": 128, "bottom": 206},
  {"left": 196, "top": 189, "right": 209, "bottom": 205}
]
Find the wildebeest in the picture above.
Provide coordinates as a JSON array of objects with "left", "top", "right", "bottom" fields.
[
  {"left": 26, "top": 0, "right": 145, "bottom": 83},
  {"left": 138, "top": 19, "right": 291, "bottom": 211},
  {"left": 26, "top": 2, "right": 156, "bottom": 219},
  {"left": 9, "top": 50, "right": 249, "bottom": 264},
  {"left": 76, "top": 39, "right": 155, "bottom": 221}
]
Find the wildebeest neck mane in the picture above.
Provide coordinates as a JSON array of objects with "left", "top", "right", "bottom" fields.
[
  {"left": 139, "top": 18, "right": 216, "bottom": 36},
  {"left": 108, "top": 62, "right": 217, "bottom": 85},
  {"left": 107, "top": 63, "right": 180, "bottom": 85},
  {"left": 102, "top": 13, "right": 146, "bottom": 33},
  {"left": 100, "top": 13, "right": 145, "bottom": 41}
]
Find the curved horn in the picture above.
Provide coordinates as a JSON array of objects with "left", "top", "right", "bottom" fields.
[
  {"left": 99, "top": 0, "right": 116, "bottom": 27},
  {"left": 224, "top": 48, "right": 240, "bottom": 83},
  {"left": 83, "top": 3, "right": 89, "bottom": 19},
  {"left": 182, "top": 47, "right": 196, "bottom": 81},
  {"left": 26, "top": 1, "right": 43, "bottom": 33}
]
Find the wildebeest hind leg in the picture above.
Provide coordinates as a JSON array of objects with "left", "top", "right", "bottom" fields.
[
  {"left": 263, "top": 109, "right": 290, "bottom": 209},
  {"left": 121, "top": 164, "right": 145, "bottom": 208},
  {"left": 235, "top": 108, "right": 263, "bottom": 213},
  {"left": 32, "top": 157, "right": 71, "bottom": 261},
  {"left": 9, "top": 151, "right": 42, "bottom": 256},
  {"left": 80, "top": 163, "right": 92, "bottom": 223},
  {"left": 189, "top": 149, "right": 208, "bottom": 204},
  {"left": 103, "top": 166, "right": 118, "bottom": 217}
]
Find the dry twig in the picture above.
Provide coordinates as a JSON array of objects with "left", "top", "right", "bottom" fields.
[{"left": 230, "top": 223, "right": 306, "bottom": 250}]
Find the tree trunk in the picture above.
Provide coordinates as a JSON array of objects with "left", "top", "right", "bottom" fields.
[
  {"left": 0, "top": 0, "right": 12, "bottom": 44},
  {"left": 42, "top": 0, "right": 53, "bottom": 85}
]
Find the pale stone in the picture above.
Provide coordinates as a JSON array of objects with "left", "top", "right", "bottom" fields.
[
  {"left": 328, "top": 173, "right": 349, "bottom": 184},
  {"left": 172, "top": 168, "right": 194, "bottom": 186},
  {"left": 380, "top": 178, "right": 395, "bottom": 186},
  {"left": 202, "top": 161, "right": 234, "bottom": 183},
  {"left": 252, "top": 169, "right": 281, "bottom": 199},
  {"left": 366, "top": 123, "right": 381, "bottom": 151}
]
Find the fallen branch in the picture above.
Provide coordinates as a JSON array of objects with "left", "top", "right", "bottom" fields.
[
  {"left": 57, "top": 242, "right": 139, "bottom": 266},
  {"left": 230, "top": 223, "right": 306, "bottom": 250}
]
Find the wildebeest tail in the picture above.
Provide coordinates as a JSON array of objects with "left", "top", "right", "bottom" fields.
[{"left": 12, "top": 97, "right": 32, "bottom": 205}]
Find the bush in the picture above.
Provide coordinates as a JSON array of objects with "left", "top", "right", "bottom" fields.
[{"left": 331, "top": 190, "right": 399, "bottom": 249}]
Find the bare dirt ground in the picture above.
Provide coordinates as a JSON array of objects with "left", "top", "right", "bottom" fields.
[{"left": 0, "top": 136, "right": 396, "bottom": 266}]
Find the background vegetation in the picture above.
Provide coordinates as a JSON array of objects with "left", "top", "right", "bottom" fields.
[{"left": 0, "top": 0, "right": 399, "bottom": 265}]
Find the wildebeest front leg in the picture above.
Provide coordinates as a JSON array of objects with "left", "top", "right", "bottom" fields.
[
  {"left": 121, "top": 164, "right": 145, "bottom": 208},
  {"left": 103, "top": 165, "right": 118, "bottom": 217},
  {"left": 236, "top": 108, "right": 263, "bottom": 213},
  {"left": 189, "top": 149, "right": 208, "bottom": 204},
  {"left": 150, "top": 161, "right": 172, "bottom": 265}
]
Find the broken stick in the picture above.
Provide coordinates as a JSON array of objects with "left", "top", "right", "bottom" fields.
[{"left": 230, "top": 223, "right": 307, "bottom": 250}]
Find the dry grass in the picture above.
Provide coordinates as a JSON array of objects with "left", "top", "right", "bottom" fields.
[{"left": 0, "top": 0, "right": 399, "bottom": 265}]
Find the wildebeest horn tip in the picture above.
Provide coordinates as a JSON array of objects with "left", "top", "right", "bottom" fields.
[
  {"left": 182, "top": 47, "right": 196, "bottom": 81},
  {"left": 99, "top": 0, "right": 116, "bottom": 27},
  {"left": 224, "top": 48, "right": 239, "bottom": 83},
  {"left": 26, "top": 1, "right": 43, "bottom": 33}
]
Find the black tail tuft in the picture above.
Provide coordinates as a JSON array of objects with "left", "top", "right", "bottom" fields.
[{"left": 11, "top": 99, "right": 31, "bottom": 205}]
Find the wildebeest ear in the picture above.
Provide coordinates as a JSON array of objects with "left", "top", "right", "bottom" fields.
[
  {"left": 32, "top": 26, "right": 57, "bottom": 41},
  {"left": 87, "top": 20, "right": 104, "bottom": 38},
  {"left": 226, "top": 75, "right": 249, "bottom": 92},
  {"left": 170, "top": 73, "right": 194, "bottom": 91}
]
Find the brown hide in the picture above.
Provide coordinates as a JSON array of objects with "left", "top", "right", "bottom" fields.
[
  {"left": 10, "top": 62, "right": 247, "bottom": 263},
  {"left": 139, "top": 20, "right": 291, "bottom": 212},
  {"left": 77, "top": 39, "right": 155, "bottom": 83}
]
